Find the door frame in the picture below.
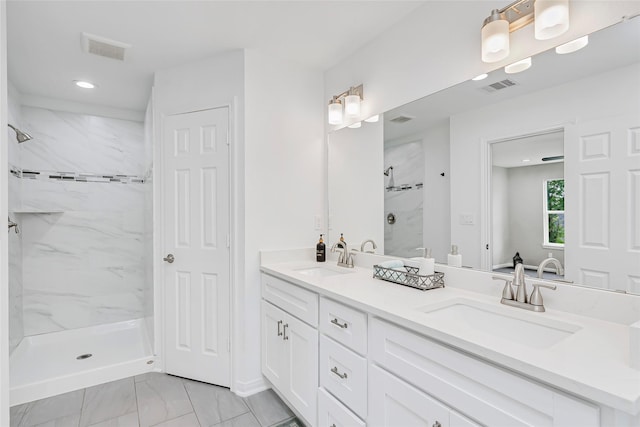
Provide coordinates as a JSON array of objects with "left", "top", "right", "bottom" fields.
[
  {"left": 479, "top": 123, "right": 567, "bottom": 272},
  {"left": 153, "top": 100, "right": 238, "bottom": 390}
]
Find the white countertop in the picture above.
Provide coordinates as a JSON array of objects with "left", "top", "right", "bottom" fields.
[{"left": 260, "top": 258, "right": 640, "bottom": 415}]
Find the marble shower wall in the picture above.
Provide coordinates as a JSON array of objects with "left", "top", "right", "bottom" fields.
[
  {"left": 384, "top": 141, "right": 424, "bottom": 258},
  {"left": 18, "top": 106, "right": 148, "bottom": 336}
]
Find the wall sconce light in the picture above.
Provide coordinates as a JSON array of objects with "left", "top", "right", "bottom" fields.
[
  {"left": 327, "top": 84, "right": 364, "bottom": 125},
  {"left": 481, "top": 0, "right": 569, "bottom": 63}
]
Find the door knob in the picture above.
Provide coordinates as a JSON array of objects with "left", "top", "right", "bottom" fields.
[{"left": 163, "top": 254, "right": 175, "bottom": 263}]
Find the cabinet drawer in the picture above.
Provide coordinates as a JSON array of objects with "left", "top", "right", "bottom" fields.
[
  {"left": 318, "top": 387, "right": 366, "bottom": 427},
  {"left": 370, "top": 318, "right": 599, "bottom": 427},
  {"left": 320, "top": 335, "right": 367, "bottom": 419},
  {"left": 262, "top": 273, "right": 318, "bottom": 327},
  {"left": 368, "top": 364, "right": 450, "bottom": 427},
  {"left": 320, "top": 297, "right": 367, "bottom": 355}
]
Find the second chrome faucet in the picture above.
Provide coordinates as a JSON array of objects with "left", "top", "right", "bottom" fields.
[{"left": 494, "top": 263, "right": 556, "bottom": 312}]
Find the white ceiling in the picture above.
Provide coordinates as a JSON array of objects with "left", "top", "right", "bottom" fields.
[
  {"left": 7, "top": 1, "right": 425, "bottom": 113},
  {"left": 491, "top": 131, "right": 563, "bottom": 168}
]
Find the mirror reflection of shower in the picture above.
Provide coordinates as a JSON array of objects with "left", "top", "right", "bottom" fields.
[
  {"left": 383, "top": 166, "right": 394, "bottom": 189},
  {"left": 7, "top": 124, "right": 33, "bottom": 143}
]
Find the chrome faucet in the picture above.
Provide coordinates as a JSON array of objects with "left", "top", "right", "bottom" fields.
[
  {"left": 493, "top": 263, "right": 557, "bottom": 312},
  {"left": 537, "top": 257, "right": 565, "bottom": 278},
  {"left": 360, "top": 239, "right": 377, "bottom": 253},
  {"left": 331, "top": 240, "right": 355, "bottom": 268}
]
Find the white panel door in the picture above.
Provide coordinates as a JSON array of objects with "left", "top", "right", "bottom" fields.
[
  {"left": 565, "top": 114, "right": 640, "bottom": 292},
  {"left": 163, "top": 108, "right": 230, "bottom": 386}
]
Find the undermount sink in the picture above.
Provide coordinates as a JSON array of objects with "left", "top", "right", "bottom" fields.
[
  {"left": 294, "top": 266, "right": 353, "bottom": 278},
  {"left": 418, "top": 299, "right": 581, "bottom": 349}
]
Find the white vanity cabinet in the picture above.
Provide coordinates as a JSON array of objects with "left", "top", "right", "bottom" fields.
[
  {"left": 369, "top": 317, "right": 600, "bottom": 427},
  {"left": 261, "top": 274, "right": 319, "bottom": 425}
]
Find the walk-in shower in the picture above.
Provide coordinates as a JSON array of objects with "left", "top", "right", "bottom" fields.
[
  {"left": 7, "top": 104, "right": 155, "bottom": 406},
  {"left": 7, "top": 124, "right": 33, "bottom": 143}
]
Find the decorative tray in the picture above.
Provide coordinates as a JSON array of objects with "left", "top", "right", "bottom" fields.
[{"left": 373, "top": 264, "right": 445, "bottom": 291}]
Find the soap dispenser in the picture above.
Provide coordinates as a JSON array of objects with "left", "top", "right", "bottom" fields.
[
  {"left": 448, "top": 245, "right": 462, "bottom": 268},
  {"left": 316, "top": 234, "right": 326, "bottom": 262},
  {"left": 415, "top": 247, "right": 435, "bottom": 276}
]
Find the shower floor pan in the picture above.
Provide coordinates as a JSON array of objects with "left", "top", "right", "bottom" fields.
[{"left": 10, "top": 318, "right": 155, "bottom": 406}]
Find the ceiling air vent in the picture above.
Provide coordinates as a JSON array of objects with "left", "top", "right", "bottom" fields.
[
  {"left": 481, "top": 79, "right": 519, "bottom": 93},
  {"left": 81, "top": 32, "right": 131, "bottom": 61},
  {"left": 389, "top": 115, "right": 415, "bottom": 124}
]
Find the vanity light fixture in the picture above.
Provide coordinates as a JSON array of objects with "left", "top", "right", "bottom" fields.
[
  {"left": 555, "top": 35, "right": 588, "bottom": 54},
  {"left": 472, "top": 73, "right": 489, "bottom": 81},
  {"left": 481, "top": 0, "right": 569, "bottom": 63},
  {"left": 327, "top": 84, "right": 364, "bottom": 125},
  {"left": 74, "top": 80, "right": 96, "bottom": 89},
  {"left": 348, "top": 122, "right": 362, "bottom": 129},
  {"left": 505, "top": 57, "right": 532, "bottom": 73}
]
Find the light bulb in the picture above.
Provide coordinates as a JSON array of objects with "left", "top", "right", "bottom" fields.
[
  {"left": 328, "top": 101, "right": 343, "bottom": 125},
  {"left": 505, "top": 57, "right": 532, "bottom": 74},
  {"left": 535, "top": 0, "right": 569, "bottom": 40},
  {"left": 344, "top": 94, "right": 361, "bottom": 118},
  {"left": 555, "top": 35, "right": 588, "bottom": 54},
  {"left": 74, "top": 80, "right": 96, "bottom": 89},
  {"left": 481, "top": 10, "right": 510, "bottom": 63}
]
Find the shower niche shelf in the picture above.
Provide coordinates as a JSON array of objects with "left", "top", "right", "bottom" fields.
[{"left": 12, "top": 210, "right": 64, "bottom": 214}]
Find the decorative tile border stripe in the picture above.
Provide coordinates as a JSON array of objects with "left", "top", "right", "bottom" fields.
[{"left": 10, "top": 167, "right": 145, "bottom": 184}]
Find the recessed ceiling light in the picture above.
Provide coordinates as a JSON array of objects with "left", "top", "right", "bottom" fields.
[
  {"left": 348, "top": 122, "right": 362, "bottom": 129},
  {"left": 364, "top": 115, "right": 379, "bottom": 123},
  {"left": 74, "top": 80, "right": 96, "bottom": 89},
  {"left": 505, "top": 57, "right": 532, "bottom": 74},
  {"left": 522, "top": 159, "right": 531, "bottom": 163},
  {"left": 472, "top": 73, "right": 489, "bottom": 81},
  {"left": 555, "top": 35, "right": 589, "bottom": 54}
]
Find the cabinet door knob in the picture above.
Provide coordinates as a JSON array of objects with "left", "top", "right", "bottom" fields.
[
  {"left": 277, "top": 320, "right": 283, "bottom": 337},
  {"left": 330, "top": 318, "right": 348, "bottom": 329},
  {"left": 283, "top": 324, "right": 289, "bottom": 340},
  {"left": 331, "top": 366, "right": 348, "bottom": 379}
]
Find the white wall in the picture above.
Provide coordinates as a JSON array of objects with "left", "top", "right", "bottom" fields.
[
  {"left": 243, "top": 49, "right": 324, "bottom": 392},
  {"left": 1, "top": 2, "right": 9, "bottom": 422},
  {"left": 324, "top": 1, "right": 640, "bottom": 123},
  {"left": 450, "top": 63, "right": 640, "bottom": 268},
  {"left": 153, "top": 49, "right": 325, "bottom": 394}
]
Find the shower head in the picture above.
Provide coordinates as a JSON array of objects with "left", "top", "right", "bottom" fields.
[
  {"left": 383, "top": 166, "right": 393, "bottom": 176},
  {"left": 8, "top": 124, "right": 33, "bottom": 143}
]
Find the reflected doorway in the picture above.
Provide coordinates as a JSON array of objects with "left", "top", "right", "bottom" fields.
[{"left": 490, "top": 129, "right": 565, "bottom": 279}]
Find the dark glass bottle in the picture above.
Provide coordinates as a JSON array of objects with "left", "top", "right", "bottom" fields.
[{"left": 316, "top": 234, "right": 326, "bottom": 262}]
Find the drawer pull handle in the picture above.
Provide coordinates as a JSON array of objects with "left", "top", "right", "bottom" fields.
[
  {"left": 331, "top": 366, "right": 348, "bottom": 379},
  {"left": 283, "top": 324, "right": 289, "bottom": 340},
  {"left": 433, "top": 422, "right": 441, "bottom": 427},
  {"left": 330, "top": 318, "right": 348, "bottom": 329},
  {"left": 277, "top": 320, "right": 283, "bottom": 337}
]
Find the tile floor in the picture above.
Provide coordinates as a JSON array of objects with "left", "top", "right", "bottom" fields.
[{"left": 10, "top": 373, "right": 299, "bottom": 427}]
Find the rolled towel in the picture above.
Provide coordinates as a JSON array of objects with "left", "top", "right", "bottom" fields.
[{"left": 378, "top": 259, "right": 404, "bottom": 269}]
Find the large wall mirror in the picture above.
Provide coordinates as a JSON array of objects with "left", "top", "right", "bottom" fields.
[{"left": 327, "top": 17, "right": 640, "bottom": 294}]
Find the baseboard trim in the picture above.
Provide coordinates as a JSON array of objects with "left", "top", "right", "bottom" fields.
[{"left": 233, "top": 377, "right": 269, "bottom": 397}]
